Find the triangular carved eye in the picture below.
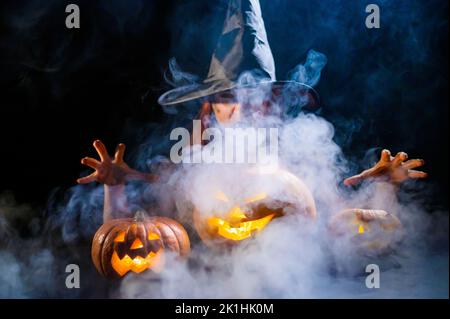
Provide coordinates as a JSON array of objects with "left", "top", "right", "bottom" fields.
[
  {"left": 245, "top": 193, "right": 267, "bottom": 204},
  {"left": 148, "top": 232, "right": 160, "bottom": 240},
  {"left": 114, "top": 231, "right": 126, "bottom": 242},
  {"left": 130, "top": 239, "right": 144, "bottom": 250}
]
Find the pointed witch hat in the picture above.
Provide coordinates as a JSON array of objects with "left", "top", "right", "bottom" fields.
[{"left": 158, "top": 0, "right": 320, "bottom": 111}]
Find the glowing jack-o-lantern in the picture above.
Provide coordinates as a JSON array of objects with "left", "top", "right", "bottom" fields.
[
  {"left": 190, "top": 167, "right": 317, "bottom": 247},
  {"left": 91, "top": 212, "right": 190, "bottom": 278},
  {"left": 199, "top": 192, "right": 275, "bottom": 241},
  {"left": 329, "top": 209, "right": 403, "bottom": 253}
]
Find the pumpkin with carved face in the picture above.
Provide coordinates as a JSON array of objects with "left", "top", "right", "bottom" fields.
[
  {"left": 189, "top": 167, "right": 317, "bottom": 247},
  {"left": 329, "top": 209, "right": 403, "bottom": 253},
  {"left": 91, "top": 213, "right": 190, "bottom": 278}
]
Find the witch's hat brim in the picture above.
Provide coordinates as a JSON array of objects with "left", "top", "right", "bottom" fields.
[{"left": 158, "top": 80, "right": 320, "bottom": 110}]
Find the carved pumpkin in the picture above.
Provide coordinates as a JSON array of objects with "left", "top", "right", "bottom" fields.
[
  {"left": 188, "top": 167, "right": 316, "bottom": 247},
  {"left": 91, "top": 212, "right": 190, "bottom": 278},
  {"left": 329, "top": 209, "right": 403, "bottom": 253}
]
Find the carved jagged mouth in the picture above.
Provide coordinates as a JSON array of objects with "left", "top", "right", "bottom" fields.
[
  {"left": 207, "top": 213, "right": 275, "bottom": 241},
  {"left": 111, "top": 248, "right": 164, "bottom": 277}
]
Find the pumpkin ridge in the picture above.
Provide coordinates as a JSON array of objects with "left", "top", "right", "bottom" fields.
[
  {"left": 159, "top": 217, "right": 190, "bottom": 257},
  {"left": 92, "top": 220, "right": 120, "bottom": 276},
  {"left": 155, "top": 220, "right": 180, "bottom": 254},
  {"left": 98, "top": 225, "right": 114, "bottom": 276},
  {"left": 144, "top": 221, "right": 163, "bottom": 252},
  {"left": 102, "top": 225, "right": 122, "bottom": 276}
]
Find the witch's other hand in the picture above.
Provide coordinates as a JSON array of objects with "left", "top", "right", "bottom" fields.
[{"left": 343, "top": 149, "right": 427, "bottom": 186}]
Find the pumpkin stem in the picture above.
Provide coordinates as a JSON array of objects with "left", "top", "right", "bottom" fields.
[{"left": 134, "top": 210, "right": 148, "bottom": 222}]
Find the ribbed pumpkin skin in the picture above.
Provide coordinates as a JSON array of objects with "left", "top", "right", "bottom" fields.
[{"left": 91, "top": 216, "right": 190, "bottom": 279}]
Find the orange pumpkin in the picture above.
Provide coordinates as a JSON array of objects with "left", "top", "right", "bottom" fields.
[
  {"left": 91, "top": 212, "right": 190, "bottom": 278},
  {"left": 186, "top": 167, "right": 316, "bottom": 247},
  {"left": 329, "top": 209, "right": 403, "bottom": 253}
]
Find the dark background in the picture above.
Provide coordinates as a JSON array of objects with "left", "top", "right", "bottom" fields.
[
  {"left": 0, "top": 0, "right": 447, "bottom": 298},
  {"left": 0, "top": 0, "right": 448, "bottom": 223}
]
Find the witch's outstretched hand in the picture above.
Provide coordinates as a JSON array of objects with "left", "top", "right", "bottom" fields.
[
  {"left": 343, "top": 149, "right": 427, "bottom": 186},
  {"left": 77, "top": 140, "right": 157, "bottom": 186}
]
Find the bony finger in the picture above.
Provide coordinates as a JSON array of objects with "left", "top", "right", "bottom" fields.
[
  {"left": 77, "top": 177, "right": 89, "bottom": 184},
  {"left": 380, "top": 149, "right": 391, "bottom": 162},
  {"left": 358, "top": 166, "right": 377, "bottom": 178},
  {"left": 403, "top": 159, "right": 425, "bottom": 170},
  {"left": 117, "top": 143, "right": 125, "bottom": 151},
  {"left": 77, "top": 173, "right": 97, "bottom": 184},
  {"left": 393, "top": 152, "right": 408, "bottom": 166},
  {"left": 114, "top": 143, "right": 126, "bottom": 163},
  {"left": 408, "top": 170, "right": 428, "bottom": 179},
  {"left": 343, "top": 175, "right": 361, "bottom": 186},
  {"left": 93, "top": 139, "right": 110, "bottom": 161},
  {"left": 81, "top": 157, "right": 101, "bottom": 169}
]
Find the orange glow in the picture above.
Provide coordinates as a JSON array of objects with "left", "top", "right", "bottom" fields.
[
  {"left": 111, "top": 249, "right": 164, "bottom": 277},
  {"left": 147, "top": 232, "right": 160, "bottom": 240},
  {"left": 207, "top": 192, "right": 272, "bottom": 241},
  {"left": 130, "top": 238, "right": 144, "bottom": 250},
  {"left": 114, "top": 231, "right": 126, "bottom": 242},
  {"left": 358, "top": 224, "right": 365, "bottom": 234},
  {"left": 208, "top": 205, "right": 275, "bottom": 241},
  {"left": 350, "top": 217, "right": 369, "bottom": 235},
  {"left": 227, "top": 206, "right": 246, "bottom": 225}
]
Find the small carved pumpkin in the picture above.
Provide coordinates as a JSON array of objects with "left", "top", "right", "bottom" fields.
[
  {"left": 189, "top": 167, "right": 316, "bottom": 247},
  {"left": 329, "top": 209, "right": 403, "bottom": 253},
  {"left": 91, "top": 212, "right": 190, "bottom": 278}
]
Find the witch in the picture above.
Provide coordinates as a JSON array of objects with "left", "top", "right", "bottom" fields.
[
  {"left": 77, "top": 0, "right": 427, "bottom": 259},
  {"left": 158, "top": 0, "right": 321, "bottom": 145}
]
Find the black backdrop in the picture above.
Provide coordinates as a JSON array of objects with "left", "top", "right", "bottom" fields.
[{"left": 0, "top": 0, "right": 448, "bottom": 231}]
